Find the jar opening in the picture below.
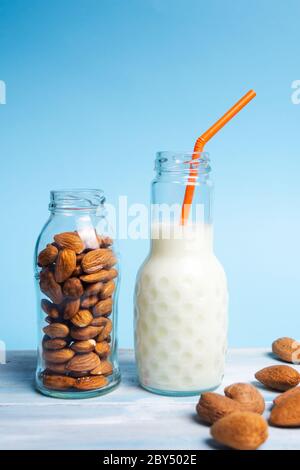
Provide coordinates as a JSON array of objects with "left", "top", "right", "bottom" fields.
[
  {"left": 49, "top": 189, "right": 105, "bottom": 211},
  {"left": 155, "top": 151, "right": 210, "bottom": 174}
]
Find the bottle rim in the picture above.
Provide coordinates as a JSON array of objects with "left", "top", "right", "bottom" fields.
[
  {"left": 49, "top": 188, "right": 105, "bottom": 211},
  {"left": 155, "top": 151, "right": 211, "bottom": 174}
]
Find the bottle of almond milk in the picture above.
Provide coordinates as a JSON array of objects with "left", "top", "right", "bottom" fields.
[{"left": 134, "top": 152, "right": 228, "bottom": 396}]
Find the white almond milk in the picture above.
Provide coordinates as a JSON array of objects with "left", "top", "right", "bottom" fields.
[{"left": 134, "top": 223, "right": 228, "bottom": 394}]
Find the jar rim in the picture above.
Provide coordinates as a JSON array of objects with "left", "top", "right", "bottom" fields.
[
  {"left": 155, "top": 151, "right": 210, "bottom": 173},
  {"left": 49, "top": 188, "right": 105, "bottom": 211}
]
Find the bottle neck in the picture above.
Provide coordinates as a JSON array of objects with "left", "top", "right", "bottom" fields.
[
  {"left": 49, "top": 189, "right": 105, "bottom": 215},
  {"left": 151, "top": 151, "right": 213, "bottom": 228},
  {"left": 150, "top": 222, "right": 214, "bottom": 255}
]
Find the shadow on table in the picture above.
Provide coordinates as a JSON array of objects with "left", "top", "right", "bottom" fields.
[
  {"left": 119, "top": 356, "right": 139, "bottom": 388},
  {"left": 188, "top": 412, "right": 211, "bottom": 427},
  {"left": 264, "top": 351, "right": 289, "bottom": 364},
  {"left": 204, "top": 437, "right": 227, "bottom": 450}
]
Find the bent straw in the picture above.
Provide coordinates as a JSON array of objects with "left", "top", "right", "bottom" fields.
[{"left": 180, "top": 89, "right": 256, "bottom": 225}]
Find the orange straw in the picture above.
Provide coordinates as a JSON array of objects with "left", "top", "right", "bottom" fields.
[{"left": 180, "top": 90, "right": 256, "bottom": 225}]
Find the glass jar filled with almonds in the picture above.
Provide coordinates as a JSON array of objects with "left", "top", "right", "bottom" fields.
[{"left": 34, "top": 189, "right": 121, "bottom": 398}]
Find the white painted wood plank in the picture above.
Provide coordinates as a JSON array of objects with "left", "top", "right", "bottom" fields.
[{"left": 0, "top": 349, "right": 299, "bottom": 450}]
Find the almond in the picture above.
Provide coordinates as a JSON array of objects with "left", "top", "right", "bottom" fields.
[
  {"left": 272, "top": 337, "right": 300, "bottom": 364},
  {"left": 99, "top": 280, "right": 115, "bottom": 300},
  {"left": 76, "top": 253, "right": 85, "bottom": 263},
  {"left": 71, "top": 339, "right": 96, "bottom": 353},
  {"left": 93, "top": 298, "right": 113, "bottom": 317},
  {"left": 71, "top": 310, "right": 93, "bottom": 328},
  {"left": 224, "top": 383, "right": 265, "bottom": 414},
  {"left": 54, "top": 232, "right": 85, "bottom": 254},
  {"left": 70, "top": 325, "right": 102, "bottom": 341},
  {"left": 72, "top": 265, "right": 82, "bottom": 276},
  {"left": 43, "top": 348, "right": 75, "bottom": 364},
  {"left": 63, "top": 277, "right": 84, "bottom": 299},
  {"left": 255, "top": 365, "right": 300, "bottom": 391},
  {"left": 41, "top": 299, "right": 60, "bottom": 319},
  {"left": 63, "top": 298, "right": 80, "bottom": 320},
  {"left": 80, "top": 268, "right": 118, "bottom": 283},
  {"left": 90, "top": 360, "right": 113, "bottom": 376},
  {"left": 43, "top": 323, "right": 69, "bottom": 339},
  {"left": 40, "top": 269, "right": 63, "bottom": 304},
  {"left": 66, "top": 352, "right": 100, "bottom": 372},
  {"left": 69, "top": 371, "right": 90, "bottom": 378},
  {"left": 38, "top": 244, "right": 58, "bottom": 267},
  {"left": 45, "top": 316, "right": 54, "bottom": 324},
  {"left": 211, "top": 411, "right": 268, "bottom": 450},
  {"left": 74, "top": 375, "right": 108, "bottom": 390},
  {"left": 273, "top": 387, "right": 300, "bottom": 406},
  {"left": 95, "top": 341, "right": 111, "bottom": 358},
  {"left": 96, "top": 318, "right": 112, "bottom": 341},
  {"left": 43, "top": 338, "right": 67, "bottom": 350},
  {"left": 91, "top": 316, "right": 107, "bottom": 327},
  {"left": 43, "top": 374, "right": 75, "bottom": 390},
  {"left": 81, "top": 295, "right": 99, "bottom": 308},
  {"left": 55, "top": 249, "right": 76, "bottom": 283},
  {"left": 44, "top": 362, "right": 67, "bottom": 374},
  {"left": 270, "top": 393, "right": 300, "bottom": 427},
  {"left": 81, "top": 249, "right": 117, "bottom": 274},
  {"left": 196, "top": 392, "right": 242, "bottom": 424},
  {"left": 97, "top": 235, "right": 113, "bottom": 247},
  {"left": 84, "top": 282, "right": 103, "bottom": 296}
]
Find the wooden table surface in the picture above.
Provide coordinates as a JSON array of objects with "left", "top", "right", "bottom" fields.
[{"left": 0, "top": 349, "right": 299, "bottom": 450}]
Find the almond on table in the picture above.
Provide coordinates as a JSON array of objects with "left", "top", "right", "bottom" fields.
[
  {"left": 272, "top": 337, "right": 300, "bottom": 364},
  {"left": 196, "top": 392, "right": 242, "bottom": 424},
  {"left": 270, "top": 393, "right": 300, "bottom": 427},
  {"left": 255, "top": 365, "right": 300, "bottom": 391},
  {"left": 273, "top": 386, "right": 300, "bottom": 406},
  {"left": 210, "top": 412, "right": 268, "bottom": 450},
  {"left": 224, "top": 383, "right": 265, "bottom": 414}
]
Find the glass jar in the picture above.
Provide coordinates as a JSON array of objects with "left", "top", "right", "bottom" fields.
[
  {"left": 134, "top": 152, "right": 228, "bottom": 396},
  {"left": 34, "top": 189, "right": 121, "bottom": 398}
]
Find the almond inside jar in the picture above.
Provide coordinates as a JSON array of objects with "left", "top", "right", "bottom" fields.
[{"left": 38, "top": 230, "right": 118, "bottom": 392}]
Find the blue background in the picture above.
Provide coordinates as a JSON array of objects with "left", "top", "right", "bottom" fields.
[{"left": 1, "top": 0, "right": 299, "bottom": 350}]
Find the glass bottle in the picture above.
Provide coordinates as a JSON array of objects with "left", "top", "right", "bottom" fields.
[
  {"left": 34, "top": 189, "right": 121, "bottom": 398},
  {"left": 134, "top": 152, "right": 228, "bottom": 396}
]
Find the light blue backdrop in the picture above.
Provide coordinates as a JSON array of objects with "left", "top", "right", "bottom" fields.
[{"left": 1, "top": 0, "right": 299, "bottom": 350}]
